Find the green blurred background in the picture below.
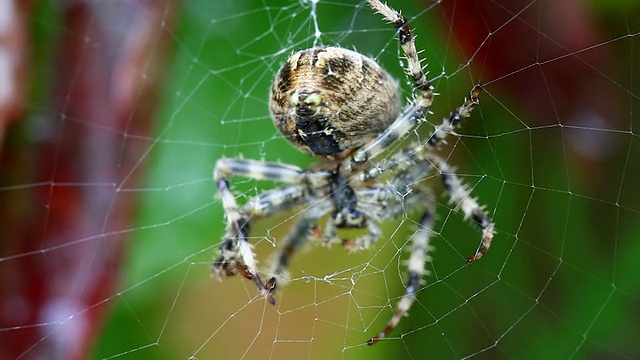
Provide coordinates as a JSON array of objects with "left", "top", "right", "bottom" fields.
[{"left": 19, "top": 0, "right": 640, "bottom": 359}]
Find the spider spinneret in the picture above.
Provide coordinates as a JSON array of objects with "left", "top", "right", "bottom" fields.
[{"left": 212, "top": 0, "right": 495, "bottom": 345}]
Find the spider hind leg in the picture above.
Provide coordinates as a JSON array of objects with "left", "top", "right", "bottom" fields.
[{"left": 367, "top": 210, "right": 434, "bottom": 345}]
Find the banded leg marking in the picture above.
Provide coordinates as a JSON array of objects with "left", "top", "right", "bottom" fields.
[
  {"left": 367, "top": 211, "right": 434, "bottom": 345},
  {"left": 269, "top": 202, "right": 331, "bottom": 280},
  {"left": 349, "top": 0, "right": 436, "bottom": 167},
  {"left": 434, "top": 156, "right": 494, "bottom": 262},
  {"left": 213, "top": 158, "right": 309, "bottom": 304},
  {"left": 354, "top": 86, "right": 482, "bottom": 185},
  {"left": 427, "top": 85, "right": 482, "bottom": 148}
]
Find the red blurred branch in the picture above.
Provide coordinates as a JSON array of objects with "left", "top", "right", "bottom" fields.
[
  {"left": 433, "top": 0, "right": 630, "bottom": 208},
  {"left": 0, "top": 1, "right": 176, "bottom": 359},
  {"left": 0, "top": 0, "right": 29, "bottom": 149},
  {"left": 437, "top": 0, "right": 623, "bottom": 160}
]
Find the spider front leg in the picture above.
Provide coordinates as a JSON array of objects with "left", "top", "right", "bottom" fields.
[
  {"left": 213, "top": 158, "right": 314, "bottom": 303},
  {"left": 351, "top": 0, "right": 483, "bottom": 171},
  {"left": 348, "top": 0, "right": 436, "bottom": 169}
]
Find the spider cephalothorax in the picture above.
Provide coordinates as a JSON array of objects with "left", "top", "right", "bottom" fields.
[{"left": 212, "top": 0, "right": 495, "bottom": 345}]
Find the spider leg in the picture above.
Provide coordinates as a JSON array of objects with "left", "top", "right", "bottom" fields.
[
  {"left": 368, "top": 209, "right": 434, "bottom": 345},
  {"left": 244, "top": 184, "right": 308, "bottom": 218},
  {"left": 354, "top": 147, "right": 420, "bottom": 184},
  {"left": 213, "top": 158, "right": 325, "bottom": 303},
  {"left": 427, "top": 86, "right": 482, "bottom": 148},
  {"left": 366, "top": 0, "right": 430, "bottom": 94},
  {"left": 269, "top": 200, "right": 332, "bottom": 280},
  {"left": 319, "top": 218, "right": 339, "bottom": 246},
  {"left": 349, "top": 0, "right": 435, "bottom": 168},
  {"left": 341, "top": 221, "right": 383, "bottom": 252},
  {"left": 349, "top": 156, "right": 435, "bottom": 345},
  {"left": 356, "top": 141, "right": 493, "bottom": 264},
  {"left": 353, "top": 86, "right": 482, "bottom": 185},
  {"left": 363, "top": 154, "right": 434, "bottom": 345},
  {"left": 350, "top": 0, "right": 483, "bottom": 172},
  {"left": 432, "top": 155, "right": 495, "bottom": 262}
]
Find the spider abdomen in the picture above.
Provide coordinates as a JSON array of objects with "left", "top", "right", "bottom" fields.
[{"left": 269, "top": 46, "right": 401, "bottom": 157}]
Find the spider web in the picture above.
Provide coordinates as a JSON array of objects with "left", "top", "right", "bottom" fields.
[{"left": 1, "top": 0, "right": 639, "bottom": 359}]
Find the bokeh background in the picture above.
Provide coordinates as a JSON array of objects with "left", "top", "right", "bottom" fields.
[{"left": 1, "top": 0, "right": 639, "bottom": 359}]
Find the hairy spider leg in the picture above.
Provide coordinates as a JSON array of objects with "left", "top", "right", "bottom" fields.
[
  {"left": 427, "top": 85, "right": 482, "bottom": 147},
  {"left": 367, "top": 0, "right": 431, "bottom": 95},
  {"left": 353, "top": 86, "right": 482, "bottom": 184},
  {"left": 244, "top": 184, "right": 308, "bottom": 218},
  {"left": 349, "top": 0, "right": 435, "bottom": 167},
  {"left": 348, "top": 102, "right": 427, "bottom": 167},
  {"left": 355, "top": 148, "right": 493, "bottom": 343},
  {"left": 268, "top": 200, "right": 332, "bottom": 280},
  {"left": 213, "top": 158, "right": 318, "bottom": 303},
  {"left": 356, "top": 140, "right": 494, "bottom": 264},
  {"left": 433, "top": 156, "right": 495, "bottom": 262},
  {"left": 347, "top": 154, "right": 437, "bottom": 344},
  {"left": 368, "top": 209, "right": 434, "bottom": 345}
]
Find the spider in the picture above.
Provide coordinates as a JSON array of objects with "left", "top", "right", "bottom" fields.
[{"left": 212, "top": 0, "right": 495, "bottom": 345}]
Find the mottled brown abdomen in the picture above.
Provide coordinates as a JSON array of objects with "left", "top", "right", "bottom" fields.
[{"left": 269, "top": 46, "right": 401, "bottom": 157}]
